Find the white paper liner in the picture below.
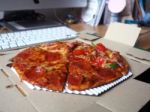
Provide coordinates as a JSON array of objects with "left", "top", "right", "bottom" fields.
[{"left": 11, "top": 67, "right": 132, "bottom": 96}]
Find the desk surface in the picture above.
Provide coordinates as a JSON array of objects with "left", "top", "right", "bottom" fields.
[{"left": 0, "top": 26, "right": 10, "bottom": 33}]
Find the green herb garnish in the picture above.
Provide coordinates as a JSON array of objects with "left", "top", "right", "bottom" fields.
[{"left": 105, "top": 63, "right": 118, "bottom": 69}]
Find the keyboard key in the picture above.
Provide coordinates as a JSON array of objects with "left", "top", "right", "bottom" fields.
[{"left": 2, "top": 45, "right": 10, "bottom": 49}]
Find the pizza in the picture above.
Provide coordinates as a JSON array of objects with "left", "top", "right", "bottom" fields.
[{"left": 12, "top": 41, "right": 129, "bottom": 92}]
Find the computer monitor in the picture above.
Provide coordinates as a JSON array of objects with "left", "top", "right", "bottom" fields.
[
  {"left": 0, "top": 0, "right": 87, "bottom": 30},
  {"left": 0, "top": 0, "right": 87, "bottom": 11}
]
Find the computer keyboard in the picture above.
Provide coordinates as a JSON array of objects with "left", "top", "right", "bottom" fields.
[{"left": 0, "top": 26, "right": 78, "bottom": 51}]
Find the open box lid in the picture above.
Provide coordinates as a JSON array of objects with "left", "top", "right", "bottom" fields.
[
  {"left": 104, "top": 22, "right": 141, "bottom": 47},
  {"left": 102, "top": 22, "right": 150, "bottom": 66}
]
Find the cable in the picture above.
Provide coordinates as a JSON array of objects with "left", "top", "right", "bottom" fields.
[{"left": 53, "top": 9, "right": 67, "bottom": 25}]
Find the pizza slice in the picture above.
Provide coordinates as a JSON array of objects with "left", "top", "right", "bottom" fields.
[
  {"left": 68, "top": 41, "right": 96, "bottom": 65},
  {"left": 12, "top": 47, "right": 47, "bottom": 78},
  {"left": 23, "top": 64, "right": 67, "bottom": 91},
  {"left": 12, "top": 44, "right": 69, "bottom": 92},
  {"left": 67, "top": 58, "right": 97, "bottom": 90},
  {"left": 94, "top": 43, "right": 129, "bottom": 75},
  {"left": 67, "top": 57, "right": 121, "bottom": 91},
  {"left": 38, "top": 41, "right": 70, "bottom": 63}
]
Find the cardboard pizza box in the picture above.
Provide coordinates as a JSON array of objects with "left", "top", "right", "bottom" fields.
[
  {"left": 92, "top": 22, "right": 150, "bottom": 112},
  {"left": 0, "top": 51, "right": 149, "bottom": 112},
  {"left": 0, "top": 22, "right": 150, "bottom": 112},
  {"left": 96, "top": 79, "right": 150, "bottom": 112},
  {"left": 0, "top": 70, "right": 12, "bottom": 90},
  {"left": 0, "top": 53, "right": 110, "bottom": 112},
  {"left": 96, "top": 58, "right": 150, "bottom": 112},
  {"left": 0, "top": 70, "right": 37, "bottom": 112}
]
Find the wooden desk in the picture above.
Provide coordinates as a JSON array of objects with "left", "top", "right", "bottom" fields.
[
  {"left": 135, "top": 27, "right": 150, "bottom": 50},
  {"left": 0, "top": 26, "right": 10, "bottom": 33},
  {"left": 70, "top": 23, "right": 150, "bottom": 51},
  {"left": 70, "top": 23, "right": 107, "bottom": 37}
]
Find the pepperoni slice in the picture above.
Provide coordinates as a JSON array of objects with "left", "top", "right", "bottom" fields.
[
  {"left": 96, "top": 43, "right": 106, "bottom": 52},
  {"left": 72, "top": 49, "right": 86, "bottom": 55},
  {"left": 16, "top": 49, "right": 31, "bottom": 59},
  {"left": 68, "top": 75, "right": 83, "bottom": 85},
  {"left": 97, "top": 68, "right": 116, "bottom": 79},
  {"left": 93, "top": 57, "right": 105, "bottom": 67},
  {"left": 14, "top": 63, "right": 28, "bottom": 72},
  {"left": 25, "top": 66, "right": 46, "bottom": 80},
  {"left": 45, "top": 52, "right": 61, "bottom": 62}
]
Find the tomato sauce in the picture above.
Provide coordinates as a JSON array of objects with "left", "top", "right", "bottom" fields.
[{"left": 45, "top": 52, "right": 61, "bottom": 62}]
